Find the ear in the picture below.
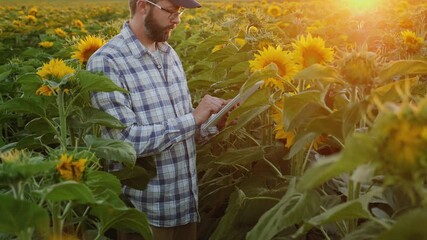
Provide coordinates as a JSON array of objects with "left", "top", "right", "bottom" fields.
[{"left": 136, "top": 0, "right": 149, "bottom": 14}]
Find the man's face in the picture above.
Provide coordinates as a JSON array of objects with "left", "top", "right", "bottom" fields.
[{"left": 144, "top": 2, "right": 176, "bottom": 42}]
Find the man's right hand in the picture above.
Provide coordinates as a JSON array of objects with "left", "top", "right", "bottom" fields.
[{"left": 192, "top": 94, "right": 226, "bottom": 126}]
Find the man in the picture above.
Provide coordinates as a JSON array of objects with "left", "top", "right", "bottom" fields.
[{"left": 87, "top": 0, "right": 230, "bottom": 239}]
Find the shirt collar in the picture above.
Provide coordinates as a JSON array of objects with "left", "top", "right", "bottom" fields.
[{"left": 122, "top": 21, "right": 171, "bottom": 59}]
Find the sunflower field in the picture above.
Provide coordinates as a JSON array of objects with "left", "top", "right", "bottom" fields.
[{"left": 1, "top": 0, "right": 427, "bottom": 239}]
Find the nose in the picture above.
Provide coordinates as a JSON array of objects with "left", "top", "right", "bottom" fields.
[{"left": 170, "top": 15, "right": 181, "bottom": 24}]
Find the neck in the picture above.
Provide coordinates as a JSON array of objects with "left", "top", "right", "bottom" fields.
[{"left": 129, "top": 18, "right": 157, "bottom": 52}]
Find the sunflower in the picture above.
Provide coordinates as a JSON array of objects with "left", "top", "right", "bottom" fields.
[
  {"left": 28, "top": 6, "right": 37, "bottom": 16},
  {"left": 38, "top": 41, "right": 54, "bottom": 48},
  {"left": 0, "top": 149, "right": 27, "bottom": 163},
  {"left": 399, "top": 18, "right": 413, "bottom": 29},
  {"left": 306, "top": 20, "right": 326, "bottom": 34},
  {"left": 71, "top": 35, "right": 106, "bottom": 64},
  {"left": 56, "top": 153, "right": 87, "bottom": 181},
  {"left": 373, "top": 103, "right": 427, "bottom": 182},
  {"left": 36, "top": 85, "right": 57, "bottom": 96},
  {"left": 249, "top": 45, "right": 298, "bottom": 91},
  {"left": 37, "top": 58, "right": 75, "bottom": 80},
  {"left": 36, "top": 59, "right": 74, "bottom": 96},
  {"left": 24, "top": 15, "right": 37, "bottom": 24},
  {"left": 267, "top": 5, "right": 282, "bottom": 17},
  {"left": 292, "top": 33, "right": 334, "bottom": 69},
  {"left": 339, "top": 50, "right": 378, "bottom": 86},
  {"left": 72, "top": 19, "right": 85, "bottom": 29},
  {"left": 12, "top": 20, "right": 23, "bottom": 27},
  {"left": 271, "top": 101, "right": 295, "bottom": 148},
  {"left": 401, "top": 30, "right": 423, "bottom": 54},
  {"left": 54, "top": 28, "right": 67, "bottom": 38}
]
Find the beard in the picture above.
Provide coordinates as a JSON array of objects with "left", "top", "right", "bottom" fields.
[{"left": 144, "top": 9, "right": 173, "bottom": 42}]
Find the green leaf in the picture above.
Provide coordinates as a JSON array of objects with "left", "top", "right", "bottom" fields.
[
  {"left": 0, "top": 69, "right": 12, "bottom": 81},
  {"left": 343, "top": 221, "right": 387, "bottom": 240},
  {"left": 293, "top": 197, "right": 374, "bottom": 238},
  {"left": 76, "top": 107, "right": 126, "bottom": 129},
  {"left": 17, "top": 73, "right": 43, "bottom": 97},
  {"left": 0, "top": 194, "right": 49, "bottom": 237},
  {"left": 25, "top": 117, "right": 56, "bottom": 134},
  {"left": 216, "top": 52, "right": 252, "bottom": 72},
  {"left": 92, "top": 189, "right": 126, "bottom": 209},
  {"left": 229, "top": 61, "right": 250, "bottom": 76},
  {"left": 230, "top": 105, "right": 270, "bottom": 131},
  {"left": 241, "top": 66, "right": 278, "bottom": 94},
  {"left": 85, "top": 170, "right": 121, "bottom": 195},
  {"left": 206, "top": 44, "right": 238, "bottom": 62},
  {"left": 297, "top": 133, "right": 378, "bottom": 190},
  {"left": 91, "top": 204, "right": 152, "bottom": 240},
  {"left": 76, "top": 70, "right": 128, "bottom": 94},
  {"left": 286, "top": 132, "right": 317, "bottom": 160},
  {"left": 214, "top": 146, "right": 264, "bottom": 166},
  {"left": 293, "top": 64, "right": 339, "bottom": 82},
  {"left": 372, "top": 77, "right": 419, "bottom": 102},
  {"left": 304, "top": 110, "right": 344, "bottom": 139},
  {"left": 378, "top": 60, "right": 427, "bottom": 82},
  {"left": 228, "top": 87, "right": 271, "bottom": 122},
  {"left": 342, "top": 101, "right": 368, "bottom": 139},
  {"left": 210, "top": 188, "right": 247, "bottom": 240},
  {"left": 246, "top": 179, "right": 321, "bottom": 240},
  {"left": 38, "top": 181, "right": 95, "bottom": 203},
  {"left": 0, "top": 159, "right": 55, "bottom": 184},
  {"left": 21, "top": 47, "right": 45, "bottom": 58},
  {"left": 376, "top": 209, "right": 427, "bottom": 240},
  {"left": 188, "top": 71, "right": 217, "bottom": 89},
  {"left": 195, "top": 34, "right": 228, "bottom": 55},
  {"left": 84, "top": 135, "right": 136, "bottom": 167},
  {"left": 282, "top": 91, "right": 325, "bottom": 130},
  {"left": 287, "top": 102, "right": 331, "bottom": 130},
  {"left": 0, "top": 97, "right": 48, "bottom": 117}
]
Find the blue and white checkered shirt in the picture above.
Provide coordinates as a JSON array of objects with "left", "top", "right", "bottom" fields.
[{"left": 87, "top": 22, "right": 204, "bottom": 227}]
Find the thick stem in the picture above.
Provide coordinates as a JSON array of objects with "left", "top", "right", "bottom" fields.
[
  {"left": 51, "top": 203, "right": 64, "bottom": 240},
  {"left": 347, "top": 180, "right": 359, "bottom": 232},
  {"left": 301, "top": 142, "right": 314, "bottom": 174},
  {"left": 57, "top": 90, "right": 67, "bottom": 151}
]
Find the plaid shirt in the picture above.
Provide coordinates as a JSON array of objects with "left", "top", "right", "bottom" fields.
[{"left": 87, "top": 22, "right": 203, "bottom": 227}]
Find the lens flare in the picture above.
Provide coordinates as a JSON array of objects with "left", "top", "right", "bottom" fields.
[{"left": 342, "top": 0, "right": 381, "bottom": 13}]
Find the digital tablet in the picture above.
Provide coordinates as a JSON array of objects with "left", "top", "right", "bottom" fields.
[{"left": 201, "top": 80, "right": 264, "bottom": 130}]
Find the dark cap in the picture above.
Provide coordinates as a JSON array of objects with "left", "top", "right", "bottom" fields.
[{"left": 170, "top": 0, "right": 201, "bottom": 8}]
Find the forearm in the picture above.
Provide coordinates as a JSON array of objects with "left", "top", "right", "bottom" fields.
[{"left": 103, "top": 113, "right": 196, "bottom": 157}]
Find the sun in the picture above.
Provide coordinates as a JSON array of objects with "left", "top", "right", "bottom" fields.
[{"left": 342, "top": 0, "right": 381, "bottom": 13}]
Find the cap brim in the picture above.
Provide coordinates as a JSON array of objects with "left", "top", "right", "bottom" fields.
[{"left": 170, "top": 0, "right": 201, "bottom": 8}]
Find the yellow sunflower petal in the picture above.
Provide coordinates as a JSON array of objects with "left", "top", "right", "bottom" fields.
[{"left": 71, "top": 35, "right": 106, "bottom": 64}]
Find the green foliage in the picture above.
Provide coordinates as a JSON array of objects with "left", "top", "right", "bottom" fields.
[
  {"left": 0, "top": 194, "right": 49, "bottom": 238},
  {"left": 0, "top": 64, "right": 152, "bottom": 239},
  {"left": 1, "top": 0, "right": 427, "bottom": 239}
]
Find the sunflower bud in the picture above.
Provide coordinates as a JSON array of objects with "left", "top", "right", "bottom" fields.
[
  {"left": 340, "top": 51, "right": 378, "bottom": 86},
  {"left": 373, "top": 101, "right": 427, "bottom": 181}
]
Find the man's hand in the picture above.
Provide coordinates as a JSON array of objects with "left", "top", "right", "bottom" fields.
[
  {"left": 192, "top": 95, "right": 226, "bottom": 126},
  {"left": 216, "top": 99, "right": 238, "bottom": 131}
]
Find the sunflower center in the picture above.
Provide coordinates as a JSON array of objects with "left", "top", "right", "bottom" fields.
[
  {"left": 82, "top": 47, "right": 99, "bottom": 62},
  {"left": 302, "top": 49, "right": 324, "bottom": 67}
]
